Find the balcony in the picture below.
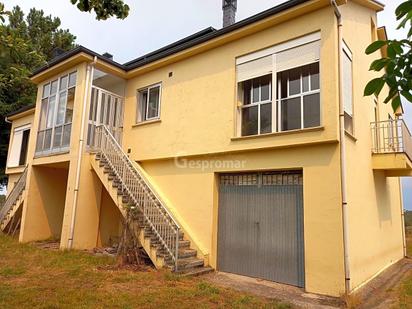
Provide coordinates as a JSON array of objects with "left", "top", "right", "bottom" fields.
[{"left": 371, "top": 119, "right": 412, "bottom": 176}]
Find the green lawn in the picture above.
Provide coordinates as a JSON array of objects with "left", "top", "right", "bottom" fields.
[{"left": 0, "top": 235, "right": 290, "bottom": 309}]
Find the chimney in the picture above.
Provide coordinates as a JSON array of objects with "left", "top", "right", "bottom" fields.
[
  {"left": 222, "top": 0, "right": 237, "bottom": 28},
  {"left": 102, "top": 52, "right": 113, "bottom": 60}
]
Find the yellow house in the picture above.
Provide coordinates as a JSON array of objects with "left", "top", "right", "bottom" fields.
[{"left": 1, "top": 0, "right": 410, "bottom": 297}]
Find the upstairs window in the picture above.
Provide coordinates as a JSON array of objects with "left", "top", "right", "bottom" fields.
[
  {"left": 8, "top": 125, "right": 31, "bottom": 168},
  {"left": 278, "top": 62, "right": 320, "bottom": 131},
  {"left": 136, "top": 84, "right": 161, "bottom": 123},
  {"left": 342, "top": 42, "right": 354, "bottom": 134},
  {"left": 240, "top": 74, "right": 272, "bottom": 136},
  {"left": 237, "top": 35, "right": 321, "bottom": 137}
]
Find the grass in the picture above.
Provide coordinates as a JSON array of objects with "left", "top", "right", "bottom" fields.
[
  {"left": 394, "top": 233, "right": 412, "bottom": 308},
  {"left": 0, "top": 234, "right": 290, "bottom": 309}
]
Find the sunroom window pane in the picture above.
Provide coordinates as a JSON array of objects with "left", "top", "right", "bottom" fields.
[
  {"left": 281, "top": 97, "right": 301, "bottom": 131},
  {"left": 50, "top": 80, "right": 58, "bottom": 95},
  {"left": 53, "top": 126, "right": 63, "bottom": 148},
  {"left": 242, "top": 106, "right": 258, "bottom": 136},
  {"left": 56, "top": 91, "right": 67, "bottom": 125},
  {"left": 260, "top": 103, "right": 272, "bottom": 134},
  {"left": 65, "top": 88, "right": 75, "bottom": 124},
  {"left": 68, "top": 72, "right": 77, "bottom": 88},
  {"left": 60, "top": 75, "right": 68, "bottom": 90},
  {"left": 42, "top": 84, "right": 50, "bottom": 98},
  {"left": 46, "top": 95, "right": 56, "bottom": 128},
  {"left": 303, "top": 93, "right": 320, "bottom": 128}
]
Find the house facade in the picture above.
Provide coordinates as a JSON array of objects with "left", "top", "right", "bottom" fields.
[{"left": 1, "top": 0, "right": 410, "bottom": 297}]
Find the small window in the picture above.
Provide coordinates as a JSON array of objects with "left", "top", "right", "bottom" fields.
[
  {"left": 8, "top": 125, "right": 31, "bottom": 168},
  {"left": 136, "top": 84, "right": 161, "bottom": 123}
]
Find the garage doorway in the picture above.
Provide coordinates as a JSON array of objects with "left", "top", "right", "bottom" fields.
[{"left": 217, "top": 171, "right": 305, "bottom": 287}]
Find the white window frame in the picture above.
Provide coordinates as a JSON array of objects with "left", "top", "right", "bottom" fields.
[
  {"left": 277, "top": 62, "right": 321, "bottom": 132},
  {"left": 239, "top": 75, "right": 273, "bottom": 135},
  {"left": 236, "top": 32, "right": 321, "bottom": 137},
  {"left": 36, "top": 71, "right": 77, "bottom": 156},
  {"left": 136, "top": 83, "right": 162, "bottom": 123},
  {"left": 8, "top": 124, "right": 31, "bottom": 168}
]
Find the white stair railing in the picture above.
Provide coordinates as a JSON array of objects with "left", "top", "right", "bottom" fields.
[
  {"left": 0, "top": 167, "right": 28, "bottom": 229},
  {"left": 92, "top": 125, "right": 180, "bottom": 270}
]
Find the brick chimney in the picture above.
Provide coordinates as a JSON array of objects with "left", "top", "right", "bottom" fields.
[{"left": 222, "top": 0, "right": 237, "bottom": 28}]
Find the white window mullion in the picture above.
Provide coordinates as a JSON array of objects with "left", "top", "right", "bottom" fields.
[
  {"left": 300, "top": 72, "right": 304, "bottom": 129},
  {"left": 272, "top": 54, "right": 277, "bottom": 133}
]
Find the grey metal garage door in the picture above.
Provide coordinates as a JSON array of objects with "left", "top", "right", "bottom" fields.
[{"left": 217, "top": 171, "right": 305, "bottom": 287}]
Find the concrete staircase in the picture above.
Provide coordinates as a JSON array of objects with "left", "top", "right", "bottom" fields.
[{"left": 90, "top": 129, "right": 212, "bottom": 276}]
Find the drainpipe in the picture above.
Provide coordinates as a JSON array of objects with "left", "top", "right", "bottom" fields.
[
  {"left": 331, "top": 0, "right": 351, "bottom": 295},
  {"left": 68, "top": 57, "right": 97, "bottom": 249},
  {"left": 399, "top": 178, "right": 407, "bottom": 257}
]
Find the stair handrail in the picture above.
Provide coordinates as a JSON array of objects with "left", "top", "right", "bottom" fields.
[
  {"left": 0, "top": 167, "right": 28, "bottom": 225},
  {"left": 93, "top": 125, "right": 180, "bottom": 270}
]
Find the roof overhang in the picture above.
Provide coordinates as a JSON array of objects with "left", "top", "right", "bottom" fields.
[
  {"left": 6, "top": 106, "right": 35, "bottom": 121},
  {"left": 29, "top": 0, "right": 385, "bottom": 83}
]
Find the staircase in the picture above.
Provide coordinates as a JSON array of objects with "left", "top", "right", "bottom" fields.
[
  {"left": 90, "top": 125, "right": 212, "bottom": 275},
  {"left": 0, "top": 167, "right": 27, "bottom": 235}
]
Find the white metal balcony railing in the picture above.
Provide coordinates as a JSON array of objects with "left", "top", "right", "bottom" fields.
[
  {"left": 0, "top": 167, "right": 28, "bottom": 227},
  {"left": 91, "top": 125, "right": 181, "bottom": 270},
  {"left": 371, "top": 119, "right": 412, "bottom": 161}
]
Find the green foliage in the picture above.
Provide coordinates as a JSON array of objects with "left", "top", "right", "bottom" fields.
[
  {"left": 365, "top": 0, "right": 412, "bottom": 111},
  {"left": 0, "top": 3, "right": 76, "bottom": 185},
  {"left": 70, "top": 0, "right": 129, "bottom": 20}
]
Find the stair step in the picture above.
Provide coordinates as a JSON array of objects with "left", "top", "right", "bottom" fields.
[
  {"left": 176, "top": 257, "right": 204, "bottom": 269},
  {"left": 158, "top": 248, "right": 197, "bottom": 259},
  {"left": 178, "top": 266, "right": 214, "bottom": 277}
]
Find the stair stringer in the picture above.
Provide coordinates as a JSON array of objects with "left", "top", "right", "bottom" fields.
[
  {"left": 90, "top": 155, "right": 167, "bottom": 269},
  {"left": 132, "top": 161, "right": 210, "bottom": 266},
  {"left": 0, "top": 192, "right": 25, "bottom": 231}
]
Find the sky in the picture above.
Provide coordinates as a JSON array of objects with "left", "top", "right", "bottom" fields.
[{"left": 2, "top": 0, "right": 412, "bottom": 208}]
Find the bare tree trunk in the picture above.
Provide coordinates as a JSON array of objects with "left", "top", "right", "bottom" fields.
[{"left": 117, "top": 211, "right": 142, "bottom": 266}]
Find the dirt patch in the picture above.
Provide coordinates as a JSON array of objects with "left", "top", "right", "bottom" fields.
[
  {"left": 205, "top": 272, "right": 344, "bottom": 308},
  {"left": 353, "top": 258, "right": 412, "bottom": 309}
]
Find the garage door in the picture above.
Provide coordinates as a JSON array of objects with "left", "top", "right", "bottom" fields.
[{"left": 217, "top": 171, "right": 305, "bottom": 287}]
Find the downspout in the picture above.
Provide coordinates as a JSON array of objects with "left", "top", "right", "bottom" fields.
[
  {"left": 399, "top": 177, "right": 407, "bottom": 257},
  {"left": 331, "top": 0, "right": 351, "bottom": 295},
  {"left": 68, "top": 57, "right": 97, "bottom": 249}
]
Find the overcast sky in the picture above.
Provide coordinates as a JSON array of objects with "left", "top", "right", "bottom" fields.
[{"left": 3, "top": 0, "right": 412, "bottom": 209}]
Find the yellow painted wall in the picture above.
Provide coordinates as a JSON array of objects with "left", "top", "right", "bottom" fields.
[
  {"left": 97, "top": 187, "right": 122, "bottom": 247},
  {"left": 142, "top": 143, "right": 345, "bottom": 296},
  {"left": 19, "top": 165, "right": 68, "bottom": 241},
  {"left": 340, "top": 1, "right": 404, "bottom": 291},
  {"left": 20, "top": 63, "right": 89, "bottom": 244},
  {"left": 122, "top": 6, "right": 340, "bottom": 161}
]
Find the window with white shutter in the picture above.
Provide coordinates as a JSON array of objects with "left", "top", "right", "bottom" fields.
[
  {"left": 342, "top": 42, "right": 354, "bottom": 134},
  {"left": 236, "top": 33, "right": 321, "bottom": 137},
  {"left": 8, "top": 124, "right": 31, "bottom": 168}
]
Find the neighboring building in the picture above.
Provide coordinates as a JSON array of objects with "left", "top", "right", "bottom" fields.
[{"left": 1, "top": 0, "right": 410, "bottom": 297}]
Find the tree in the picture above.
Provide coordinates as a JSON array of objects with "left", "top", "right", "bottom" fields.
[
  {"left": 0, "top": 4, "right": 76, "bottom": 185},
  {"left": 364, "top": 0, "right": 412, "bottom": 112},
  {"left": 70, "top": 0, "right": 129, "bottom": 20}
]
